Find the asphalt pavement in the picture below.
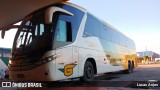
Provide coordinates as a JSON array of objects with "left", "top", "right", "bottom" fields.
[{"left": 0, "top": 64, "right": 160, "bottom": 90}]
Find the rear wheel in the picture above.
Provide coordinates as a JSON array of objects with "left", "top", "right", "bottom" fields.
[
  {"left": 132, "top": 61, "right": 134, "bottom": 71},
  {"left": 123, "top": 62, "right": 133, "bottom": 74},
  {"left": 80, "top": 61, "right": 94, "bottom": 82}
]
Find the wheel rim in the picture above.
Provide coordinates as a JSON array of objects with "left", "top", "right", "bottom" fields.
[{"left": 86, "top": 65, "right": 93, "bottom": 79}]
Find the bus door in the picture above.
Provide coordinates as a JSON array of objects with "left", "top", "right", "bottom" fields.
[
  {"left": 54, "top": 18, "right": 78, "bottom": 79},
  {"left": 50, "top": 7, "right": 77, "bottom": 79},
  {"left": 55, "top": 46, "right": 78, "bottom": 79},
  {"left": 72, "top": 46, "right": 79, "bottom": 77},
  {"left": 55, "top": 46, "right": 74, "bottom": 79}
]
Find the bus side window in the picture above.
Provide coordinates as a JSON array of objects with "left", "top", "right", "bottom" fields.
[{"left": 56, "top": 20, "right": 72, "bottom": 42}]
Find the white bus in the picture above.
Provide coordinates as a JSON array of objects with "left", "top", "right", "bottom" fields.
[{"left": 5, "top": 2, "right": 137, "bottom": 81}]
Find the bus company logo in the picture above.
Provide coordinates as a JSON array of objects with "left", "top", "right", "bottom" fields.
[
  {"left": 2, "top": 82, "right": 11, "bottom": 87},
  {"left": 59, "top": 64, "right": 77, "bottom": 76}
]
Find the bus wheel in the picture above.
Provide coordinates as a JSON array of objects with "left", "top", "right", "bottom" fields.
[
  {"left": 123, "top": 62, "right": 132, "bottom": 74},
  {"left": 132, "top": 61, "right": 134, "bottom": 72},
  {"left": 80, "top": 61, "right": 94, "bottom": 82}
]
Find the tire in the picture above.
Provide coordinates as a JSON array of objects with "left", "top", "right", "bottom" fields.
[
  {"left": 131, "top": 62, "right": 134, "bottom": 72},
  {"left": 123, "top": 62, "right": 132, "bottom": 74},
  {"left": 80, "top": 61, "right": 95, "bottom": 82}
]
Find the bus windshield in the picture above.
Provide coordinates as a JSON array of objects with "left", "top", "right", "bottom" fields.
[{"left": 12, "top": 10, "right": 53, "bottom": 56}]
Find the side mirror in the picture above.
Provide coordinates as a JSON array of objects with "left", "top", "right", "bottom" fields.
[
  {"left": 45, "top": 6, "right": 74, "bottom": 24},
  {"left": 1, "top": 30, "right": 6, "bottom": 39},
  {"left": 1, "top": 25, "right": 19, "bottom": 39}
]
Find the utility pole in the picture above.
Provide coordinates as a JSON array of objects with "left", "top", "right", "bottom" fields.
[
  {"left": 151, "top": 52, "right": 153, "bottom": 61},
  {"left": 145, "top": 45, "right": 148, "bottom": 62}
]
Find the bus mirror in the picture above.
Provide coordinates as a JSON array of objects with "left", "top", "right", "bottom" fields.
[
  {"left": 1, "top": 30, "right": 6, "bottom": 39},
  {"left": 45, "top": 6, "right": 74, "bottom": 24},
  {"left": 1, "top": 25, "right": 19, "bottom": 39}
]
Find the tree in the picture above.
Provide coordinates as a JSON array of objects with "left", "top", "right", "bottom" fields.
[{"left": 143, "top": 56, "right": 148, "bottom": 61}]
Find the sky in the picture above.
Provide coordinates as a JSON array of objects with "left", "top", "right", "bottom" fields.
[{"left": 0, "top": 0, "right": 160, "bottom": 54}]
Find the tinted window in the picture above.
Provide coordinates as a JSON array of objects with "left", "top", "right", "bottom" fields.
[
  {"left": 100, "top": 24, "right": 112, "bottom": 41},
  {"left": 119, "top": 35, "right": 124, "bottom": 46},
  {"left": 116, "top": 32, "right": 121, "bottom": 45},
  {"left": 53, "top": 4, "right": 84, "bottom": 48},
  {"left": 56, "top": 20, "right": 67, "bottom": 41},
  {"left": 35, "top": 24, "right": 44, "bottom": 36},
  {"left": 83, "top": 13, "right": 100, "bottom": 37},
  {"left": 56, "top": 19, "right": 72, "bottom": 42},
  {"left": 124, "top": 38, "right": 128, "bottom": 47},
  {"left": 59, "top": 4, "right": 84, "bottom": 41},
  {"left": 111, "top": 30, "right": 117, "bottom": 43},
  {"left": 128, "top": 39, "right": 135, "bottom": 49}
]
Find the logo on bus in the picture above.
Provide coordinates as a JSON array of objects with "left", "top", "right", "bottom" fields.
[{"left": 59, "top": 64, "right": 76, "bottom": 76}]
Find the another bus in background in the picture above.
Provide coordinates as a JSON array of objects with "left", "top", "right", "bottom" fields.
[{"left": 0, "top": 48, "right": 11, "bottom": 79}]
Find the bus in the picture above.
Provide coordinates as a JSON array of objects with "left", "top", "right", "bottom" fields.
[
  {"left": 6, "top": 2, "right": 137, "bottom": 81},
  {"left": 0, "top": 47, "right": 11, "bottom": 79}
]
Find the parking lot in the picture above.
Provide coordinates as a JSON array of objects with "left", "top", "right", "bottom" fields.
[
  {"left": 105, "top": 63, "right": 160, "bottom": 81},
  {"left": 51, "top": 64, "right": 160, "bottom": 89},
  {"left": 35, "top": 63, "right": 160, "bottom": 89}
]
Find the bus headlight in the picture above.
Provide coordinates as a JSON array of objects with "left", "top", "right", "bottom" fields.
[
  {"left": 35, "top": 56, "right": 53, "bottom": 65},
  {"left": 9, "top": 60, "right": 12, "bottom": 64},
  {"left": 35, "top": 54, "right": 61, "bottom": 66}
]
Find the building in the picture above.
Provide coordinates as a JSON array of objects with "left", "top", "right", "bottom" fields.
[{"left": 137, "top": 51, "right": 159, "bottom": 64}]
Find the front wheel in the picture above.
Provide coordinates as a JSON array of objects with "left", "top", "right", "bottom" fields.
[{"left": 80, "top": 61, "right": 94, "bottom": 82}]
